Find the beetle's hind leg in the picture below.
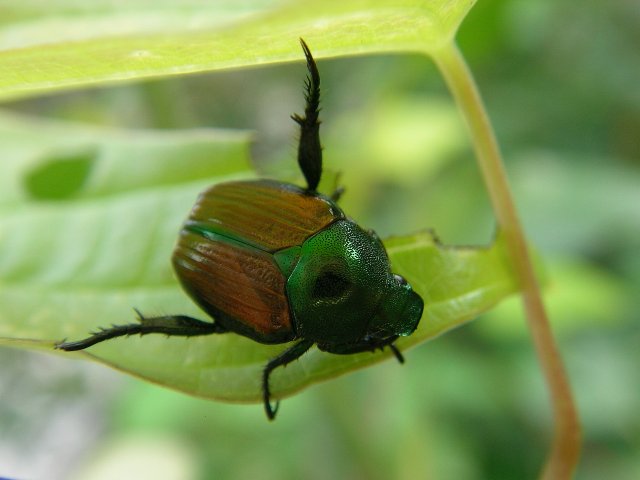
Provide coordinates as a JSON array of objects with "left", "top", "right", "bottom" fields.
[
  {"left": 262, "top": 339, "right": 314, "bottom": 420},
  {"left": 55, "top": 309, "right": 228, "bottom": 351},
  {"left": 292, "top": 38, "right": 322, "bottom": 192}
]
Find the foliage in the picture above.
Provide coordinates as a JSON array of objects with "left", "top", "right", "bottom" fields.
[{"left": 1, "top": 0, "right": 638, "bottom": 479}]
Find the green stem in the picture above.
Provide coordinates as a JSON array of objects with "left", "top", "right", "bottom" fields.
[{"left": 432, "top": 42, "right": 581, "bottom": 478}]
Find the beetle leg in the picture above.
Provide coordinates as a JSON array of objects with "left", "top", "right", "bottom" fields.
[
  {"left": 262, "top": 339, "right": 314, "bottom": 420},
  {"left": 327, "top": 171, "right": 345, "bottom": 202},
  {"left": 291, "top": 38, "right": 322, "bottom": 192},
  {"left": 387, "top": 343, "right": 405, "bottom": 364},
  {"left": 55, "top": 309, "right": 228, "bottom": 351},
  {"left": 330, "top": 186, "right": 345, "bottom": 202},
  {"left": 318, "top": 336, "right": 405, "bottom": 364}
]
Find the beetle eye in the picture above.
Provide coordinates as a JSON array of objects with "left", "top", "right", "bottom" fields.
[{"left": 313, "top": 270, "right": 351, "bottom": 300}]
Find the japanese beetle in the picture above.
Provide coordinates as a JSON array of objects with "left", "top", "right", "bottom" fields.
[{"left": 57, "top": 39, "right": 424, "bottom": 420}]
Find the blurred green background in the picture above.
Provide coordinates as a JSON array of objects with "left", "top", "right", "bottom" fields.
[{"left": 1, "top": 0, "right": 638, "bottom": 478}]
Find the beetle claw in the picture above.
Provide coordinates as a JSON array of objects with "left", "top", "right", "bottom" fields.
[{"left": 265, "top": 399, "right": 280, "bottom": 420}]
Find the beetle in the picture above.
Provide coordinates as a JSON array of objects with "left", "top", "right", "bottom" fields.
[{"left": 56, "top": 39, "right": 424, "bottom": 420}]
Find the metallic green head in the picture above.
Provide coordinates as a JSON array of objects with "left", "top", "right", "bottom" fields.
[{"left": 286, "top": 219, "right": 423, "bottom": 346}]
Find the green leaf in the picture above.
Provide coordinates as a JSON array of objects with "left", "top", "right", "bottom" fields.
[
  {"left": 0, "top": 0, "right": 475, "bottom": 101},
  {"left": 0, "top": 0, "right": 512, "bottom": 404},
  {"left": 0, "top": 111, "right": 252, "bottom": 204},
  {"left": 0, "top": 113, "right": 518, "bottom": 402}
]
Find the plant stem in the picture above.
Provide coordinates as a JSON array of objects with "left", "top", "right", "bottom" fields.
[{"left": 432, "top": 42, "right": 581, "bottom": 478}]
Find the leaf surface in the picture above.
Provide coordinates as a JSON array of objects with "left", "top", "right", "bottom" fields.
[
  {"left": 0, "top": 113, "right": 517, "bottom": 402},
  {"left": 0, "top": 0, "right": 475, "bottom": 100}
]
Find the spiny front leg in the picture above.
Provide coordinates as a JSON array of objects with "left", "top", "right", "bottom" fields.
[
  {"left": 292, "top": 38, "right": 322, "bottom": 192},
  {"left": 56, "top": 309, "right": 228, "bottom": 351},
  {"left": 262, "top": 339, "right": 314, "bottom": 420}
]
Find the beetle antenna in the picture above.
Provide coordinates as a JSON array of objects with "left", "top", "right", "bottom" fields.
[{"left": 292, "top": 38, "right": 322, "bottom": 192}]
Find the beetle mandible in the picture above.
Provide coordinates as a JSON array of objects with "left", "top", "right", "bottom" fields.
[{"left": 57, "top": 39, "right": 424, "bottom": 420}]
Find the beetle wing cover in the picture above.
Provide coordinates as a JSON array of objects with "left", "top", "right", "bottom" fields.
[
  {"left": 173, "top": 231, "right": 294, "bottom": 343},
  {"left": 186, "top": 180, "right": 343, "bottom": 252}
]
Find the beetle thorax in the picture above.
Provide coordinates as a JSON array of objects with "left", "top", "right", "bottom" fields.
[{"left": 286, "top": 220, "right": 392, "bottom": 344}]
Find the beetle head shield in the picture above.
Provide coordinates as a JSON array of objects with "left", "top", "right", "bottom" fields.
[{"left": 367, "top": 273, "right": 423, "bottom": 339}]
